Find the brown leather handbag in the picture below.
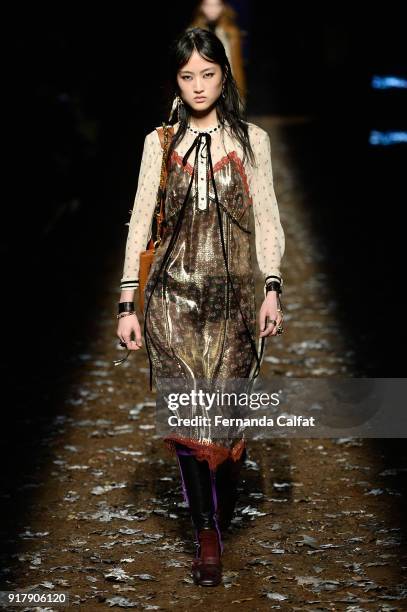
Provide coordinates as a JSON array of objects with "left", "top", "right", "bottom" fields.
[{"left": 139, "top": 123, "right": 174, "bottom": 313}]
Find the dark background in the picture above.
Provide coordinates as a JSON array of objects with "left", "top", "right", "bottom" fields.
[
  {"left": 1, "top": 4, "right": 406, "bottom": 508},
  {"left": 6, "top": 6, "right": 405, "bottom": 369}
]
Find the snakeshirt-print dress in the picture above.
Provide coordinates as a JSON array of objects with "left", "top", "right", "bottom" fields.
[{"left": 120, "top": 120, "right": 285, "bottom": 470}]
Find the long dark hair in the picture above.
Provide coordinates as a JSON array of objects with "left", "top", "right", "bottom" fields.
[{"left": 166, "top": 27, "right": 255, "bottom": 168}]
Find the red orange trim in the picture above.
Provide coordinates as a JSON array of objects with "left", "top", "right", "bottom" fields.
[
  {"left": 170, "top": 149, "right": 253, "bottom": 204},
  {"left": 227, "top": 151, "right": 253, "bottom": 204},
  {"left": 163, "top": 435, "right": 246, "bottom": 471},
  {"left": 170, "top": 150, "right": 194, "bottom": 176}
]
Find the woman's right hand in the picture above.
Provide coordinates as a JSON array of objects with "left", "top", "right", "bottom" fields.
[{"left": 117, "top": 313, "right": 143, "bottom": 350}]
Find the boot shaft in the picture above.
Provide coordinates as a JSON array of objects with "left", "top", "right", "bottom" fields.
[{"left": 175, "top": 446, "right": 224, "bottom": 553}]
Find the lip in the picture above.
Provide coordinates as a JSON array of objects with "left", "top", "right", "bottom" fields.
[{"left": 194, "top": 97, "right": 207, "bottom": 102}]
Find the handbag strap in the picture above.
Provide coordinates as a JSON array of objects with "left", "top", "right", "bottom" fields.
[
  {"left": 150, "top": 123, "right": 173, "bottom": 244},
  {"left": 157, "top": 122, "right": 173, "bottom": 188}
]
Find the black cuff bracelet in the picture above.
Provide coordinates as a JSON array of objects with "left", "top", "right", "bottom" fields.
[
  {"left": 118, "top": 301, "right": 135, "bottom": 314},
  {"left": 265, "top": 275, "right": 282, "bottom": 284},
  {"left": 265, "top": 281, "right": 282, "bottom": 294}
]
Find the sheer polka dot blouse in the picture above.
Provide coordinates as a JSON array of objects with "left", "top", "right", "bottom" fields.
[
  {"left": 119, "top": 131, "right": 162, "bottom": 291},
  {"left": 119, "top": 121, "right": 285, "bottom": 292},
  {"left": 246, "top": 124, "right": 286, "bottom": 289}
]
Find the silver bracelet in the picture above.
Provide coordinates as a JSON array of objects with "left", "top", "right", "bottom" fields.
[{"left": 116, "top": 311, "right": 136, "bottom": 319}]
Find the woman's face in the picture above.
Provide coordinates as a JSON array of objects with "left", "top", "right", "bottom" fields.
[
  {"left": 201, "top": 0, "right": 224, "bottom": 22},
  {"left": 177, "top": 50, "right": 224, "bottom": 113}
]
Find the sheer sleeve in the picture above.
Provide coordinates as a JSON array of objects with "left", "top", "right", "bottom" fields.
[
  {"left": 249, "top": 126, "right": 285, "bottom": 290},
  {"left": 119, "top": 129, "right": 162, "bottom": 291}
]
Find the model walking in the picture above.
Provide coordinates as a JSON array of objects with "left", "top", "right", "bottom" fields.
[
  {"left": 116, "top": 28, "right": 285, "bottom": 586},
  {"left": 190, "top": 0, "right": 247, "bottom": 103}
]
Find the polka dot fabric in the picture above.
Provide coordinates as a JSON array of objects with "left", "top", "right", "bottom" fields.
[
  {"left": 246, "top": 124, "right": 285, "bottom": 288},
  {"left": 120, "top": 131, "right": 163, "bottom": 290},
  {"left": 119, "top": 121, "right": 285, "bottom": 291}
]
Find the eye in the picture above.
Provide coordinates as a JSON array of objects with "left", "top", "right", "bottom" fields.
[
  {"left": 180, "top": 75, "right": 192, "bottom": 81},
  {"left": 204, "top": 72, "right": 215, "bottom": 78}
]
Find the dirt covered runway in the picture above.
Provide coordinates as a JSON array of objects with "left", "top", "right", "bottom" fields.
[{"left": 1, "top": 118, "right": 406, "bottom": 611}]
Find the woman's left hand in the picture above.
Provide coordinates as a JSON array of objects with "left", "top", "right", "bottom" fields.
[{"left": 259, "top": 291, "right": 284, "bottom": 338}]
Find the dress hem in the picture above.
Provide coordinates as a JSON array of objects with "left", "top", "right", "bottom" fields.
[{"left": 162, "top": 435, "right": 246, "bottom": 471}]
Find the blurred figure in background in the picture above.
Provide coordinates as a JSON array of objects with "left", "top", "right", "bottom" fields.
[{"left": 190, "top": 0, "right": 247, "bottom": 104}]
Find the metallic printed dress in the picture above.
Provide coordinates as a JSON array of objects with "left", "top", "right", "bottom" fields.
[
  {"left": 144, "top": 124, "right": 260, "bottom": 469},
  {"left": 119, "top": 120, "right": 285, "bottom": 471}
]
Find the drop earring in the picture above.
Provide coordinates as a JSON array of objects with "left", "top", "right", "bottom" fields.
[
  {"left": 169, "top": 94, "right": 179, "bottom": 123},
  {"left": 169, "top": 95, "right": 184, "bottom": 123},
  {"left": 177, "top": 95, "right": 184, "bottom": 123}
]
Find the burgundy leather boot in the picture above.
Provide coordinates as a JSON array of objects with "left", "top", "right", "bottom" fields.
[
  {"left": 176, "top": 447, "right": 223, "bottom": 586},
  {"left": 191, "top": 528, "right": 222, "bottom": 586}
]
